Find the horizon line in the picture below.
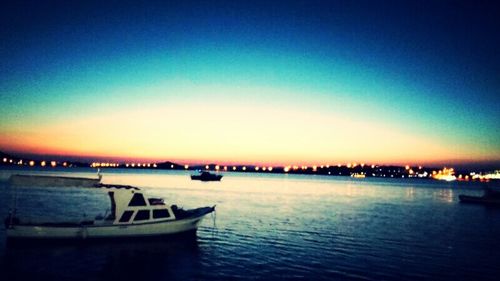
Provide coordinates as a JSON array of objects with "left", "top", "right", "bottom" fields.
[{"left": 2, "top": 150, "right": 499, "bottom": 170}]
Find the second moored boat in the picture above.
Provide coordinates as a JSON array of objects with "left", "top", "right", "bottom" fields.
[{"left": 191, "top": 171, "right": 223, "bottom": 182}]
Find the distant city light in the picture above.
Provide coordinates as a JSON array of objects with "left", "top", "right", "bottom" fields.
[
  {"left": 484, "top": 171, "right": 500, "bottom": 180},
  {"left": 433, "top": 167, "right": 456, "bottom": 181},
  {"left": 3, "top": 150, "right": 494, "bottom": 184}
]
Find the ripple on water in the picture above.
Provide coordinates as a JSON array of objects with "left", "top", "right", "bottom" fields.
[{"left": 1, "top": 169, "right": 500, "bottom": 281}]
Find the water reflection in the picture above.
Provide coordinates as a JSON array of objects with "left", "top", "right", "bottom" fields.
[
  {"left": 435, "top": 189, "right": 455, "bottom": 203},
  {"left": 405, "top": 186, "right": 416, "bottom": 200},
  {"left": 1, "top": 168, "right": 500, "bottom": 281},
  {"left": 3, "top": 236, "right": 201, "bottom": 281}
]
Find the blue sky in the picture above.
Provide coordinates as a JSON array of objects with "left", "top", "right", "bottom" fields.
[{"left": 1, "top": 0, "right": 499, "bottom": 167}]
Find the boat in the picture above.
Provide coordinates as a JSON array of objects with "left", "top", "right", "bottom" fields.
[
  {"left": 9, "top": 173, "right": 101, "bottom": 187},
  {"left": 350, "top": 173, "right": 366, "bottom": 178},
  {"left": 190, "top": 171, "right": 223, "bottom": 181},
  {"left": 4, "top": 180, "right": 215, "bottom": 240},
  {"left": 459, "top": 188, "right": 500, "bottom": 206}
]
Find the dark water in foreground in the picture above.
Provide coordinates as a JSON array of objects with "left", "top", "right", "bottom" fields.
[{"left": 0, "top": 168, "right": 499, "bottom": 281}]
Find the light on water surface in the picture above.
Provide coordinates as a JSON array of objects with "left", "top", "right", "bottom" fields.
[{"left": 0, "top": 168, "right": 499, "bottom": 280}]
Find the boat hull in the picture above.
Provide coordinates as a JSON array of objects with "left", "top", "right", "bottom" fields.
[
  {"left": 6, "top": 211, "right": 213, "bottom": 240},
  {"left": 459, "top": 195, "right": 500, "bottom": 205}
]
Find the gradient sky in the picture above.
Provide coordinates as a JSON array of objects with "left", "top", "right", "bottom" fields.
[{"left": 1, "top": 0, "right": 499, "bottom": 167}]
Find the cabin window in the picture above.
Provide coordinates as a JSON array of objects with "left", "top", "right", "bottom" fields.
[
  {"left": 119, "top": 210, "right": 134, "bottom": 223},
  {"left": 128, "top": 193, "right": 147, "bottom": 206},
  {"left": 107, "top": 192, "right": 116, "bottom": 220},
  {"left": 153, "top": 209, "right": 171, "bottom": 219},
  {"left": 148, "top": 198, "right": 165, "bottom": 205},
  {"left": 134, "top": 210, "right": 150, "bottom": 221}
]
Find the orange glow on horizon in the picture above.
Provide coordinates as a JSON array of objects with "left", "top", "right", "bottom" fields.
[
  {"left": 0, "top": 143, "right": 495, "bottom": 169},
  {"left": 1, "top": 101, "right": 497, "bottom": 166}
]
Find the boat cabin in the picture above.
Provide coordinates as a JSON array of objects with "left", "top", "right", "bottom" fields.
[{"left": 96, "top": 184, "right": 177, "bottom": 225}]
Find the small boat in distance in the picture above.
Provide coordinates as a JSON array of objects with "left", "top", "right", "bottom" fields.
[
  {"left": 5, "top": 177, "right": 215, "bottom": 240},
  {"left": 459, "top": 187, "right": 500, "bottom": 206},
  {"left": 191, "top": 171, "right": 223, "bottom": 182},
  {"left": 351, "top": 173, "right": 366, "bottom": 178}
]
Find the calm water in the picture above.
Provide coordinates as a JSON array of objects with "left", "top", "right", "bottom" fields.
[{"left": 0, "top": 167, "right": 499, "bottom": 281}]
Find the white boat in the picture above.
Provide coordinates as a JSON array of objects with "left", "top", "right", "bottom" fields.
[{"left": 5, "top": 182, "right": 215, "bottom": 240}]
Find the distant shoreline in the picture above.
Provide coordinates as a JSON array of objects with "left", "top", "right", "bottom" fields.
[{"left": 1, "top": 153, "right": 498, "bottom": 183}]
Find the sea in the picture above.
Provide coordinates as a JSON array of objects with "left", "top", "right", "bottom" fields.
[{"left": 0, "top": 167, "right": 499, "bottom": 281}]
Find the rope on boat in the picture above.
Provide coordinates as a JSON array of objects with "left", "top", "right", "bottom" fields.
[
  {"left": 7, "top": 174, "right": 19, "bottom": 228},
  {"left": 81, "top": 225, "right": 89, "bottom": 240},
  {"left": 80, "top": 213, "right": 89, "bottom": 239},
  {"left": 210, "top": 206, "right": 218, "bottom": 238}
]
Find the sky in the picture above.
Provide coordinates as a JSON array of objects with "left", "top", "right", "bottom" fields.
[{"left": 1, "top": 0, "right": 499, "bottom": 167}]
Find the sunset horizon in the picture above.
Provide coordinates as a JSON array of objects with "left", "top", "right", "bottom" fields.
[
  {"left": 1, "top": 1, "right": 499, "bottom": 169},
  {"left": 2, "top": 148, "right": 499, "bottom": 171}
]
